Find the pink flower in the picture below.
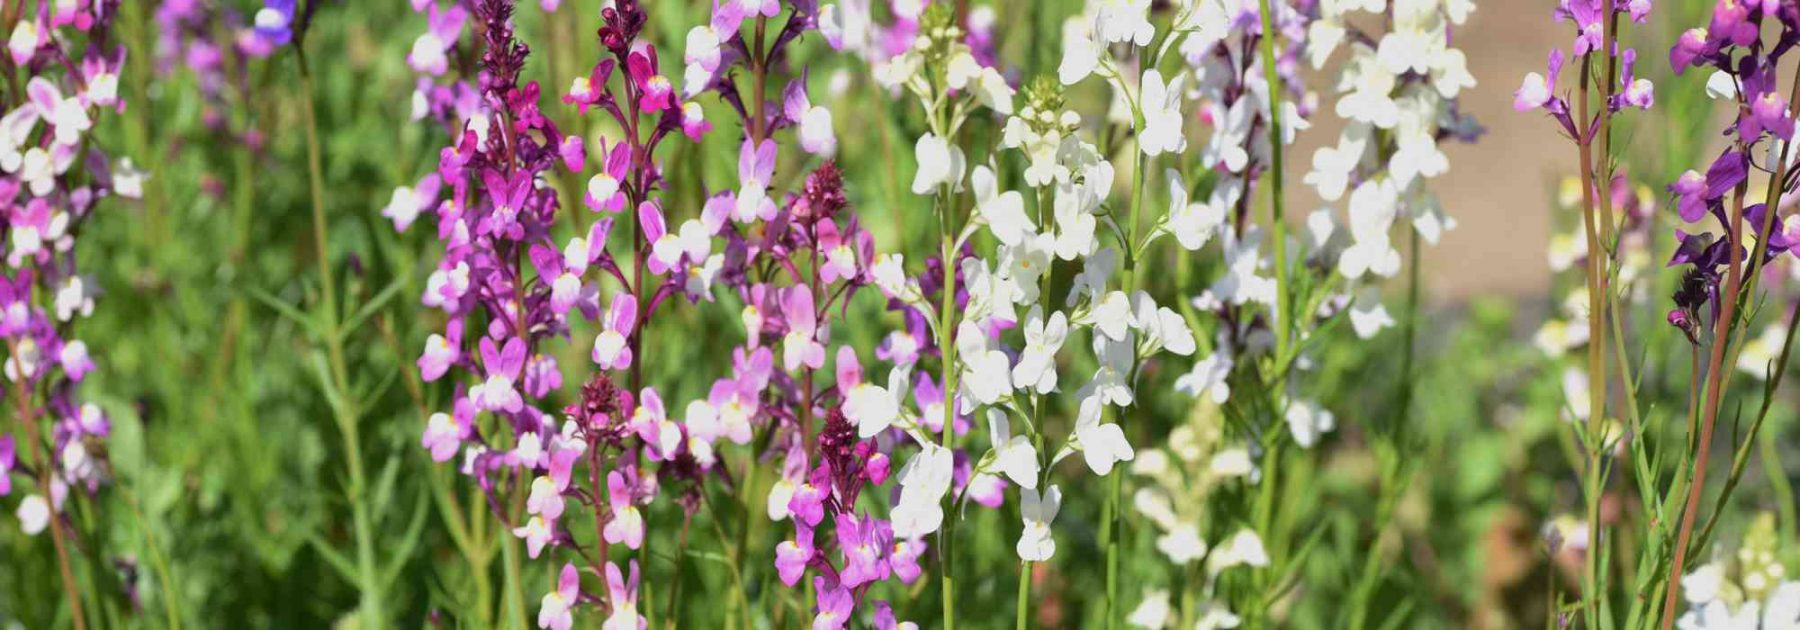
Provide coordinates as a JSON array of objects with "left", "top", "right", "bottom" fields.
[
  {"left": 527, "top": 475, "right": 565, "bottom": 521},
  {"left": 564, "top": 59, "right": 616, "bottom": 115},
  {"left": 602, "top": 560, "right": 646, "bottom": 630},
  {"left": 630, "top": 387, "right": 682, "bottom": 460},
  {"left": 603, "top": 470, "right": 644, "bottom": 549},
  {"left": 586, "top": 139, "right": 630, "bottom": 212},
  {"left": 407, "top": 3, "right": 466, "bottom": 75},
  {"left": 775, "top": 523, "right": 815, "bottom": 586},
  {"left": 419, "top": 331, "right": 459, "bottom": 381},
  {"left": 811, "top": 576, "right": 854, "bottom": 630},
  {"left": 627, "top": 47, "right": 675, "bottom": 112},
  {"left": 781, "top": 287, "right": 825, "bottom": 372},
  {"left": 472, "top": 336, "right": 527, "bottom": 413},
  {"left": 680, "top": 102, "right": 712, "bottom": 140},
  {"left": 592, "top": 293, "right": 637, "bottom": 370},
  {"left": 734, "top": 138, "right": 778, "bottom": 222},
  {"left": 536, "top": 563, "right": 580, "bottom": 630}
]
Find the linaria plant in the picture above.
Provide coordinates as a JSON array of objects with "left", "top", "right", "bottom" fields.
[
  {"left": 1650, "top": 2, "right": 1800, "bottom": 627},
  {"left": 0, "top": 2, "right": 135, "bottom": 628}
]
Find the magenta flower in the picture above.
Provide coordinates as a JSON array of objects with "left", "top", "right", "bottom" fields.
[
  {"left": 585, "top": 139, "right": 629, "bottom": 212},
  {"left": 811, "top": 576, "right": 854, "bottom": 630},
  {"left": 775, "top": 523, "right": 815, "bottom": 586},
  {"left": 837, "top": 513, "right": 892, "bottom": 588},
  {"left": 0, "top": 434, "right": 13, "bottom": 496},
  {"left": 627, "top": 47, "right": 676, "bottom": 113},
  {"left": 1670, "top": 28, "right": 1709, "bottom": 73},
  {"left": 419, "top": 331, "right": 459, "bottom": 381}
]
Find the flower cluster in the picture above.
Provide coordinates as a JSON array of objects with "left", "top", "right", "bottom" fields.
[
  {"left": 0, "top": 0, "right": 133, "bottom": 538},
  {"left": 1661, "top": 1, "right": 1800, "bottom": 340},
  {"left": 397, "top": 0, "right": 716, "bottom": 626},
  {"left": 1311, "top": 0, "right": 1479, "bottom": 341}
]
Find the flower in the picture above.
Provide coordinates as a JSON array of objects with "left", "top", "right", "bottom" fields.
[
  {"left": 1017, "top": 485, "right": 1061, "bottom": 561},
  {"left": 602, "top": 560, "right": 646, "bottom": 630},
  {"left": 603, "top": 470, "right": 644, "bottom": 549},
  {"left": 910, "top": 133, "right": 965, "bottom": 194},
  {"left": 536, "top": 563, "right": 581, "bottom": 630},
  {"left": 1137, "top": 70, "right": 1186, "bottom": 156}
]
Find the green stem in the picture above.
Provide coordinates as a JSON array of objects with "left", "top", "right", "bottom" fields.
[
  {"left": 937, "top": 189, "right": 960, "bottom": 630},
  {"left": 1256, "top": 0, "right": 1289, "bottom": 363},
  {"left": 297, "top": 49, "right": 384, "bottom": 628}
]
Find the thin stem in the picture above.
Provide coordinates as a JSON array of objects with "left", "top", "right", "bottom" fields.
[
  {"left": 8, "top": 337, "right": 85, "bottom": 630},
  {"left": 298, "top": 48, "right": 385, "bottom": 628},
  {"left": 1660, "top": 180, "right": 1751, "bottom": 629},
  {"left": 1572, "top": 49, "right": 1611, "bottom": 626},
  {"left": 937, "top": 184, "right": 960, "bottom": 630},
  {"left": 1256, "top": 0, "right": 1290, "bottom": 364}
]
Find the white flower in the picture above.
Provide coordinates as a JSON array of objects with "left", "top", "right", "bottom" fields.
[
  {"left": 1176, "top": 350, "right": 1233, "bottom": 404},
  {"left": 986, "top": 410, "right": 1040, "bottom": 489},
  {"left": 17, "top": 494, "right": 48, "bottom": 535},
  {"left": 1058, "top": 18, "right": 1102, "bottom": 85},
  {"left": 845, "top": 372, "right": 904, "bottom": 438},
  {"left": 1074, "top": 397, "right": 1135, "bottom": 475},
  {"left": 1285, "top": 399, "right": 1336, "bottom": 448},
  {"left": 1348, "top": 288, "right": 1396, "bottom": 339},
  {"left": 1132, "top": 290, "right": 1195, "bottom": 357},
  {"left": 973, "top": 166, "right": 1034, "bottom": 247},
  {"left": 1156, "top": 524, "right": 1208, "bottom": 564},
  {"left": 1086, "top": 291, "right": 1134, "bottom": 341},
  {"left": 1051, "top": 181, "right": 1101, "bottom": 260},
  {"left": 1336, "top": 48, "right": 1400, "bottom": 129},
  {"left": 1126, "top": 590, "right": 1172, "bottom": 629},
  {"left": 1202, "top": 98, "right": 1253, "bottom": 172},
  {"left": 1429, "top": 48, "right": 1476, "bottom": 98},
  {"left": 1212, "top": 232, "right": 1276, "bottom": 306},
  {"left": 1094, "top": 0, "right": 1155, "bottom": 46},
  {"left": 1013, "top": 306, "right": 1068, "bottom": 394},
  {"left": 1303, "top": 125, "right": 1369, "bottom": 202},
  {"left": 1209, "top": 529, "right": 1270, "bottom": 572},
  {"left": 1338, "top": 178, "right": 1401, "bottom": 279},
  {"left": 798, "top": 104, "right": 837, "bottom": 156},
  {"left": 961, "top": 345, "right": 1014, "bottom": 408},
  {"left": 1017, "top": 485, "right": 1061, "bottom": 561},
  {"left": 1165, "top": 169, "right": 1231, "bottom": 251},
  {"left": 911, "top": 133, "right": 967, "bottom": 194},
  {"left": 892, "top": 444, "right": 954, "bottom": 538},
  {"left": 1137, "top": 70, "right": 1186, "bottom": 156}
]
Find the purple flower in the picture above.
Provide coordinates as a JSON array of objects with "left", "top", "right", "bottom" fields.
[
  {"left": 1670, "top": 169, "right": 1708, "bottom": 222},
  {"left": 253, "top": 0, "right": 295, "bottom": 48},
  {"left": 1670, "top": 28, "right": 1709, "bottom": 73}
]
